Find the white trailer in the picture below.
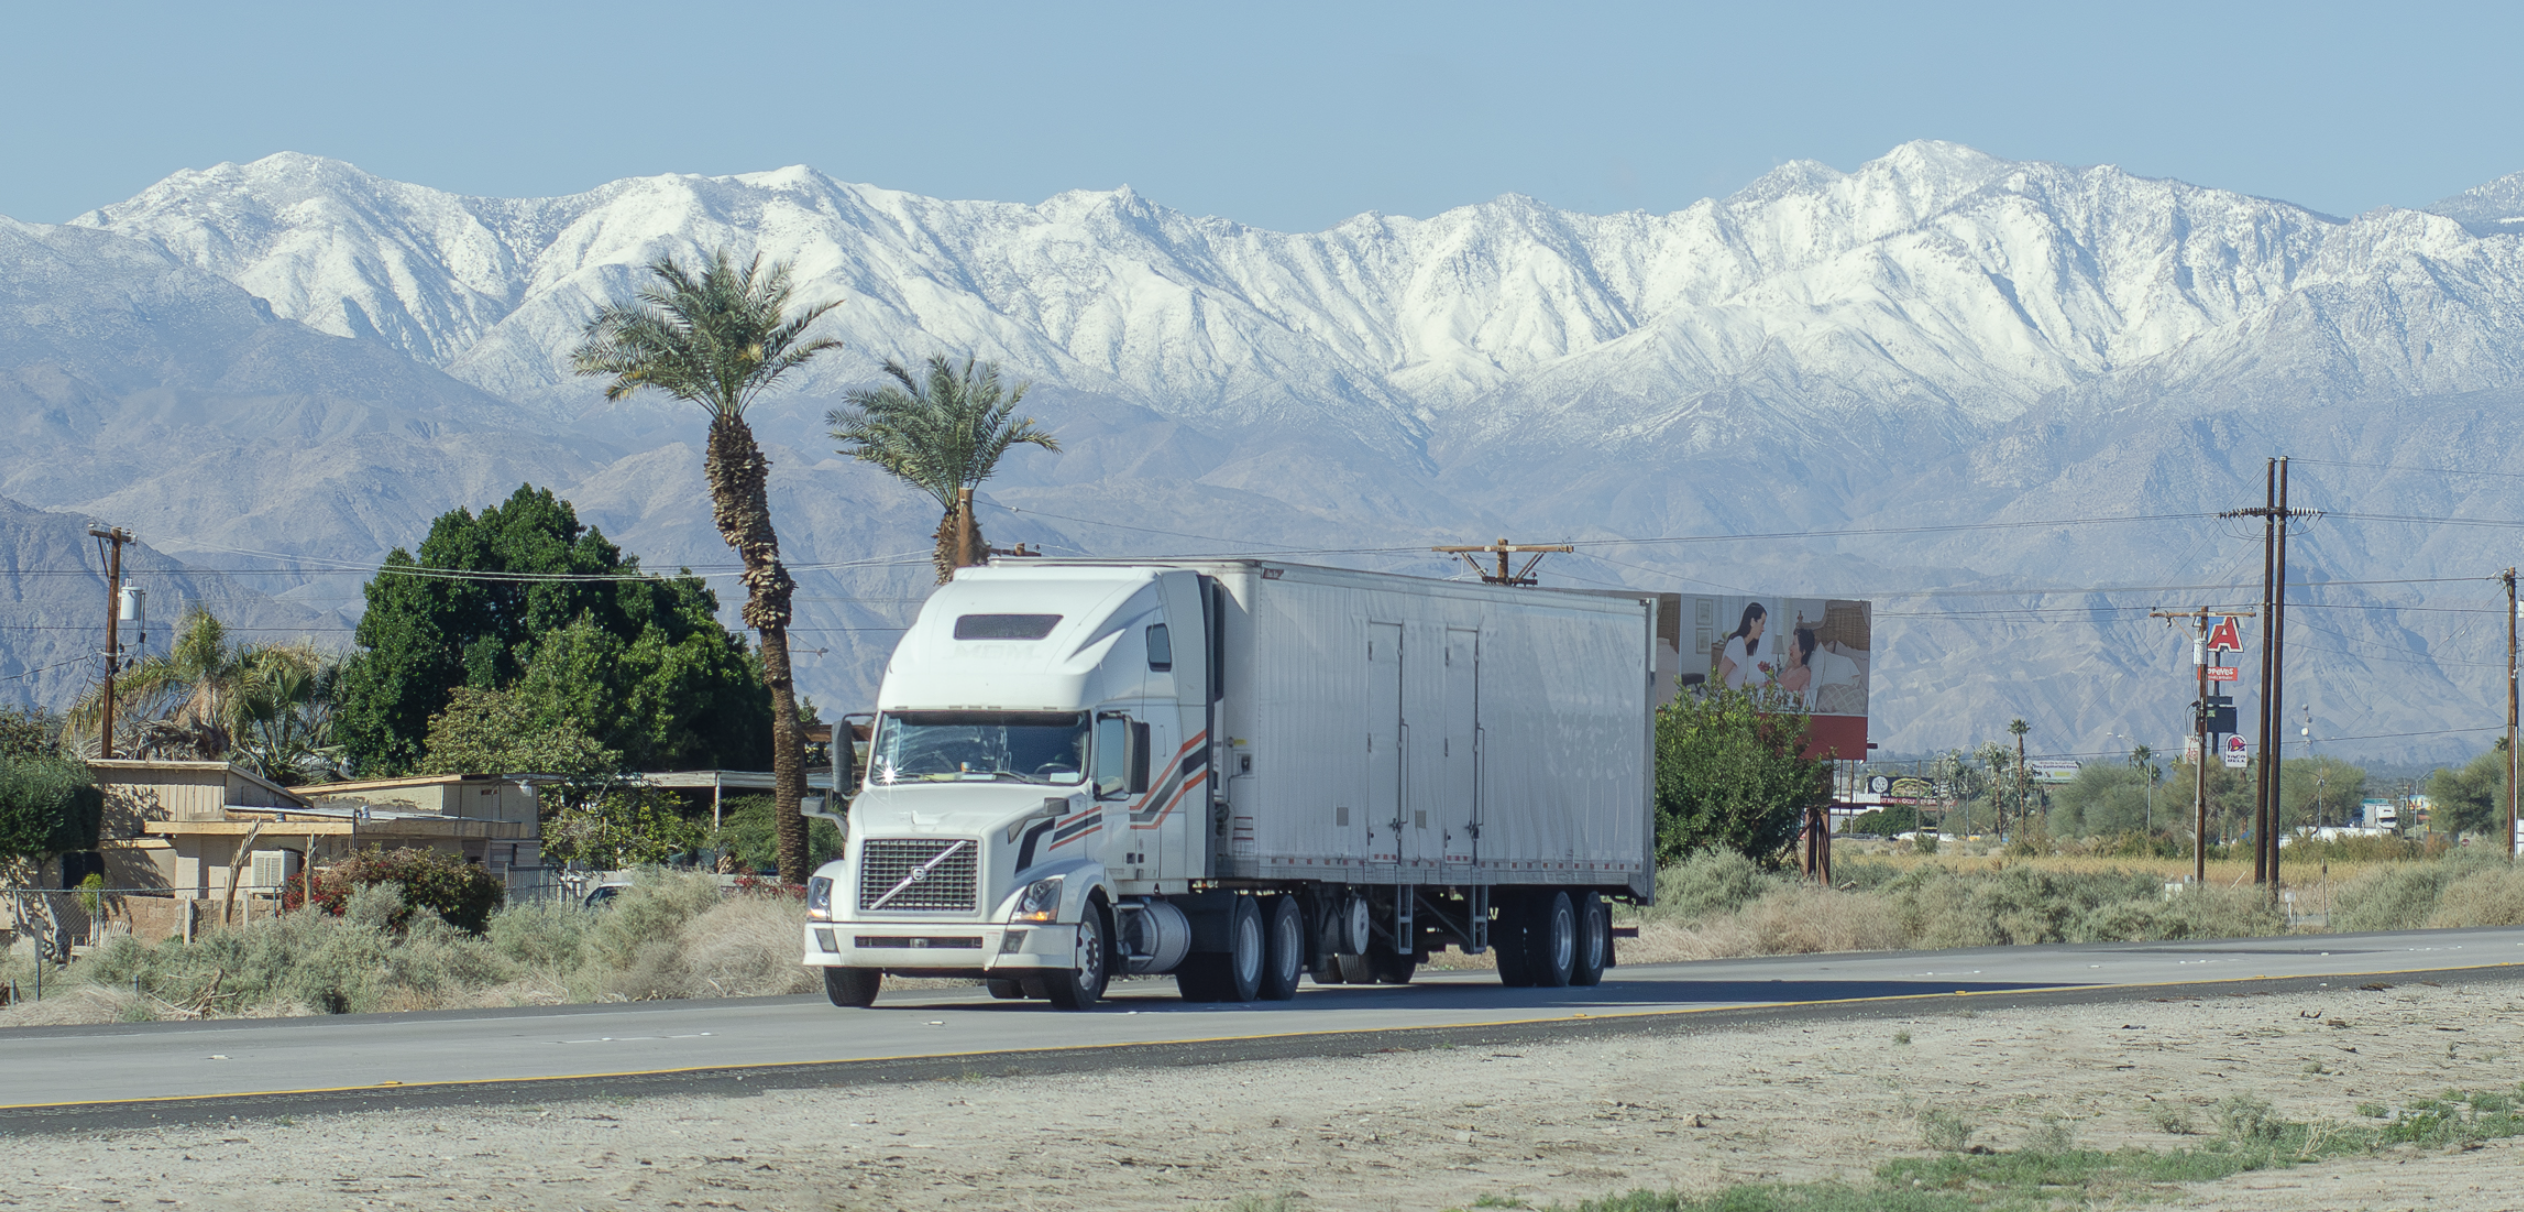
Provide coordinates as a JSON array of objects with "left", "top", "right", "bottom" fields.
[{"left": 802, "top": 559, "right": 1657, "bottom": 1009}]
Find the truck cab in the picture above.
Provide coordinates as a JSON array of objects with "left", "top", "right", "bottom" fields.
[{"left": 802, "top": 566, "right": 1212, "bottom": 1009}]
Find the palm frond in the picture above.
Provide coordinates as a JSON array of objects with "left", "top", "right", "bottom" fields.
[
  {"left": 826, "top": 354, "right": 1058, "bottom": 510},
  {"left": 571, "top": 248, "right": 843, "bottom": 418}
]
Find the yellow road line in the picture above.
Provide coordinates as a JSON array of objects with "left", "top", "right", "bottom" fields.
[{"left": 2, "top": 957, "right": 2512, "bottom": 1114}]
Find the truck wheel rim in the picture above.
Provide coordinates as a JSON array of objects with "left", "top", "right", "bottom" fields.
[
  {"left": 1080, "top": 914, "right": 1103, "bottom": 986},
  {"left": 1235, "top": 913, "right": 1262, "bottom": 985},
  {"left": 1551, "top": 903, "right": 1574, "bottom": 972}
]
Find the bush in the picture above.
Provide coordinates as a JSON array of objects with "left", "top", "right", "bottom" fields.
[
  {"left": 288, "top": 847, "right": 506, "bottom": 933},
  {"left": 2428, "top": 866, "right": 2524, "bottom": 928},
  {"left": 2333, "top": 863, "right": 2458, "bottom": 932},
  {"left": 1655, "top": 849, "right": 1781, "bottom": 922}
]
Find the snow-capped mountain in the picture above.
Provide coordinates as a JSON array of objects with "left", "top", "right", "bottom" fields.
[
  {"left": 10, "top": 142, "right": 2524, "bottom": 760},
  {"left": 76, "top": 142, "right": 2524, "bottom": 449}
]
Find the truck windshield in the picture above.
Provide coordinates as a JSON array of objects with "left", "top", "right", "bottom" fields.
[{"left": 868, "top": 711, "right": 1089, "bottom": 786}]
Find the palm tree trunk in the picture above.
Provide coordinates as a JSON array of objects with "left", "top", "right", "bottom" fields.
[
  {"left": 705, "top": 415, "right": 808, "bottom": 883},
  {"left": 930, "top": 504, "right": 988, "bottom": 585}
]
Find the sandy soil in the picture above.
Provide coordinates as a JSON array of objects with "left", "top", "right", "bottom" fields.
[{"left": 6, "top": 978, "right": 2520, "bottom": 1212}]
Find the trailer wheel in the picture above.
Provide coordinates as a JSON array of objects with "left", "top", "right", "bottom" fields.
[
  {"left": 823, "top": 966, "right": 881, "bottom": 1008},
  {"left": 1043, "top": 900, "right": 1111, "bottom": 1010},
  {"left": 1334, "top": 953, "right": 1373, "bottom": 984},
  {"left": 1259, "top": 896, "right": 1304, "bottom": 1001},
  {"left": 1492, "top": 891, "right": 1536, "bottom": 988},
  {"left": 984, "top": 978, "right": 1026, "bottom": 1000},
  {"left": 1176, "top": 896, "right": 1265, "bottom": 1003},
  {"left": 1530, "top": 891, "right": 1577, "bottom": 988},
  {"left": 1570, "top": 892, "right": 1609, "bottom": 987}
]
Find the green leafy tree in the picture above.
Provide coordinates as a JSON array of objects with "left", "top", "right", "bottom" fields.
[
  {"left": 2281, "top": 755, "right": 2366, "bottom": 831},
  {"left": 2426, "top": 743, "right": 2508, "bottom": 837},
  {"left": 0, "top": 753, "right": 100, "bottom": 867},
  {"left": 707, "top": 794, "right": 842, "bottom": 874},
  {"left": 335, "top": 485, "right": 770, "bottom": 777},
  {"left": 1652, "top": 687, "right": 1829, "bottom": 867},
  {"left": 828, "top": 355, "right": 1061, "bottom": 583},
  {"left": 415, "top": 686, "right": 620, "bottom": 781},
  {"left": 2051, "top": 762, "right": 2152, "bottom": 837},
  {"left": 545, "top": 786, "right": 707, "bottom": 870},
  {"left": 573, "top": 249, "right": 838, "bottom": 883}
]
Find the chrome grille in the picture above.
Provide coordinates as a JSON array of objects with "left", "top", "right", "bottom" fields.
[{"left": 856, "top": 838, "right": 979, "bottom": 912}]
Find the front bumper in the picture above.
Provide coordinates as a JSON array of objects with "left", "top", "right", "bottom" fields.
[{"left": 802, "top": 920, "right": 1079, "bottom": 971}]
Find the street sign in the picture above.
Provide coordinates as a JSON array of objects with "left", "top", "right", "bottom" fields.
[
  {"left": 2207, "top": 616, "right": 2244, "bottom": 652},
  {"left": 2223, "top": 734, "right": 2250, "bottom": 769},
  {"left": 2207, "top": 665, "right": 2240, "bottom": 682}
]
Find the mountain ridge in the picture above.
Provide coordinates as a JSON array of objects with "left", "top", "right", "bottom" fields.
[{"left": 13, "top": 144, "right": 2524, "bottom": 759}]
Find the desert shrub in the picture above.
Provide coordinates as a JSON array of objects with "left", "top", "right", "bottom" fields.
[
  {"left": 2214, "top": 1094, "right": 2282, "bottom": 1144},
  {"left": 1918, "top": 1106, "right": 1979, "bottom": 1152},
  {"left": 2427, "top": 866, "right": 2524, "bottom": 928},
  {"left": 2283, "top": 834, "right": 2423, "bottom": 864},
  {"left": 2073, "top": 884, "right": 2281, "bottom": 942},
  {"left": 1654, "top": 849, "right": 1781, "bottom": 921},
  {"left": 489, "top": 897, "right": 590, "bottom": 969},
  {"left": 2333, "top": 863, "right": 2458, "bottom": 932}
]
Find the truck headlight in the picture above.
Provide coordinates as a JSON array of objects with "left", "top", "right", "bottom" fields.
[
  {"left": 807, "top": 876, "right": 834, "bottom": 921},
  {"left": 1011, "top": 876, "right": 1063, "bottom": 923}
]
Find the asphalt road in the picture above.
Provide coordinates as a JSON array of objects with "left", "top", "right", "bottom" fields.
[{"left": 3, "top": 925, "right": 2518, "bottom": 1133}]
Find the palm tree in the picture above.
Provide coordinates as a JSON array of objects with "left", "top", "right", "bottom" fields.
[
  {"left": 65, "top": 610, "right": 333, "bottom": 773},
  {"left": 827, "top": 355, "right": 1060, "bottom": 583},
  {"left": 572, "top": 248, "right": 840, "bottom": 883},
  {"left": 2007, "top": 718, "right": 2032, "bottom": 837}
]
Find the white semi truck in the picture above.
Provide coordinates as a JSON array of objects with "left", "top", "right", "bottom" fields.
[{"left": 802, "top": 559, "right": 1656, "bottom": 1009}]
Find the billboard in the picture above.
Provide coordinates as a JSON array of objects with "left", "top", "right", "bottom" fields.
[
  {"left": 1655, "top": 594, "right": 1871, "bottom": 758},
  {"left": 2028, "top": 759, "right": 2082, "bottom": 784}
]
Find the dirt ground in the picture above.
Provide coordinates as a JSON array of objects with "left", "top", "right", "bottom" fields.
[{"left": 5, "top": 977, "right": 2521, "bottom": 1212}]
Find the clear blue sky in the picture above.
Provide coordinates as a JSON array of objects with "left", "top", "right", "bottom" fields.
[{"left": 6, "top": 0, "right": 2519, "bottom": 229}]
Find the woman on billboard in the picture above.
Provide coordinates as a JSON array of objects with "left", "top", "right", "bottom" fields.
[{"left": 1717, "top": 602, "right": 1767, "bottom": 690}]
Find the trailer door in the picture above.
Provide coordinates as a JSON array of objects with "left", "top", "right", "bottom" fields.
[
  {"left": 1443, "top": 628, "right": 1479, "bottom": 874},
  {"left": 1366, "top": 622, "right": 1403, "bottom": 866}
]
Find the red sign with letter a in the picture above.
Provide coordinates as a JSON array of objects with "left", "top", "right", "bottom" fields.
[{"left": 2206, "top": 616, "right": 2244, "bottom": 652}]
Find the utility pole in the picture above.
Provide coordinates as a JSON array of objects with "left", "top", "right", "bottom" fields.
[
  {"left": 2219, "top": 457, "right": 2315, "bottom": 897},
  {"left": 2507, "top": 567, "right": 2518, "bottom": 860},
  {"left": 2152, "top": 606, "right": 2255, "bottom": 883},
  {"left": 87, "top": 527, "right": 133, "bottom": 759},
  {"left": 1433, "top": 538, "right": 1573, "bottom": 586}
]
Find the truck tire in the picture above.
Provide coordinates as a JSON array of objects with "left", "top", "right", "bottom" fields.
[
  {"left": 1334, "top": 953, "right": 1373, "bottom": 984},
  {"left": 985, "top": 979, "right": 1026, "bottom": 999},
  {"left": 1259, "top": 896, "right": 1304, "bottom": 1001},
  {"left": 823, "top": 966, "right": 881, "bottom": 1008},
  {"left": 1492, "top": 890, "right": 1536, "bottom": 988},
  {"left": 1530, "top": 890, "right": 1577, "bottom": 988},
  {"left": 1042, "top": 901, "right": 1111, "bottom": 1010},
  {"left": 1310, "top": 954, "right": 1347, "bottom": 985},
  {"left": 1570, "top": 892, "right": 1609, "bottom": 987},
  {"left": 1176, "top": 896, "right": 1265, "bottom": 1003}
]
